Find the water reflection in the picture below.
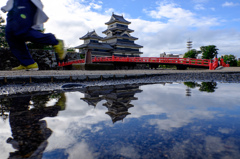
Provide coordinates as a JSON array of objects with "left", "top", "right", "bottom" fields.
[
  {"left": 81, "top": 85, "right": 142, "bottom": 123},
  {"left": 0, "top": 82, "right": 240, "bottom": 159},
  {"left": 184, "top": 82, "right": 218, "bottom": 94},
  {"left": 0, "top": 94, "right": 66, "bottom": 159}
]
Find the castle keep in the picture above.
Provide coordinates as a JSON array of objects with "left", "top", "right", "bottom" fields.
[{"left": 75, "top": 13, "right": 143, "bottom": 57}]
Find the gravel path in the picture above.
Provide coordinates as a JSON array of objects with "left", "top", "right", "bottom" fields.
[{"left": 0, "top": 67, "right": 239, "bottom": 77}]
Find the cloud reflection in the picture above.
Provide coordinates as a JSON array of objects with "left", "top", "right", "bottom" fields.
[{"left": 1, "top": 82, "right": 240, "bottom": 158}]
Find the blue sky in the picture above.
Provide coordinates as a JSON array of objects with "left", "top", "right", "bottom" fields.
[
  {"left": 0, "top": 0, "right": 240, "bottom": 57},
  {"left": 94, "top": 0, "right": 240, "bottom": 31}
]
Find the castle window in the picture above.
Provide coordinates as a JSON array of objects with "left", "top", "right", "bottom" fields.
[
  {"left": 90, "top": 40, "right": 99, "bottom": 43},
  {"left": 117, "top": 39, "right": 134, "bottom": 43},
  {"left": 117, "top": 24, "right": 127, "bottom": 28}
]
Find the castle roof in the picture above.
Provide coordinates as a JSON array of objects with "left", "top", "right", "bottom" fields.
[
  {"left": 75, "top": 42, "right": 113, "bottom": 50},
  {"left": 102, "top": 35, "right": 138, "bottom": 41},
  {"left": 81, "top": 97, "right": 102, "bottom": 107},
  {"left": 80, "top": 30, "right": 103, "bottom": 40},
  {"left": 105, "top": 13, "right": 131, "bottom": 25},
  {"left": 110, "top": 42, "right": 143, "bottom": 49},
  {"left": 105, "top": 111, "right": 131, "bottom": 124},
  {"left": 102, "top": 27, "right": 134, "bottom": 34},
  {"left": 113, "top": 50, "right": 143, "bottom": 55}
]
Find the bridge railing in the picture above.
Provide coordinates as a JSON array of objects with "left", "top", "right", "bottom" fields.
[
  {"left": 59, "top": 56, "right": 229, "bottom": 70},
  {"left": 92, "top": 56, "right": 211, "bottom": 67},
  {"left": 58, "top": 59, "right": 85, "bottom": 67},
  {"left": 220, "top": 58, "right": 230, "bottom": 67}
]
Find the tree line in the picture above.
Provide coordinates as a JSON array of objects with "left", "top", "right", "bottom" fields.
[{"left": 184, "top": 45, "right": 239, "bottom": 66}]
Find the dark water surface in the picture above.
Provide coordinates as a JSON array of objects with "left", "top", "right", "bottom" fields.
[{"left": 0, "top": 82, "right": 240, "bottom": 159}]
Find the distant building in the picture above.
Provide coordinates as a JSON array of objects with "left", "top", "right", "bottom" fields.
[
  {"left": 160, "top": 52, "right": 183, "bottom": 58},
  {"left": 187, "top": 40, "right": 192, "bottom": 51},
  {"left": 75, "top": 13, "right": 143, "bottom": 57}
]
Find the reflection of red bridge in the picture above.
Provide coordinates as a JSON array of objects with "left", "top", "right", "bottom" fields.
[{"left": 59, "top": 56, "right": 229, "bottom": 70}]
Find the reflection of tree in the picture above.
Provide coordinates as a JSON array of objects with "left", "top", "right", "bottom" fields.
[
  {"left": 81, "top": 85, "right": 142, "bottom": 123},
  {"left": 1, "top": 93, "right": 67, "bottom": 158},
  {"left": 184, "top": 82, "right": 218, "bottom": 96},
  {"left": 184, "top": 82, "right": 200, "bottom": 89},
  {"left": 54, "top": 93, "right": 66, "bottom": 110},
  {"left": 31, "top": 95, "right": 50, "bottom": 108},
  {"left": 199, "top": 82, "right": 217, "bottom": 93},
  {"left": 31, "top": 93, "right": 66, "bottom": 110},
  {"left": 0, "top": 93, "right": 66, "bottom": 122},
  {"left": 184, "top": 82, "right": 199, "bottom": 97}
]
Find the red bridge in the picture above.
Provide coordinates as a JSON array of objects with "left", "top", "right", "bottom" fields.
[{"left": 59, "top": 55, "right": 229, "bottom": 70}]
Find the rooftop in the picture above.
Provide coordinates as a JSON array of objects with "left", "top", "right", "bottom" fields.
[
  {"left": 102, "top": 27, "right": 134, "bottom": 34},
  {"left": 75, "top": 42, "right": 113, "bottom": 50},
  {"left": 80, "top": 31, "right": 103, "bottom": 40},
  {"left": 105, "top": 13, "right": 131, "bottom": 25}
]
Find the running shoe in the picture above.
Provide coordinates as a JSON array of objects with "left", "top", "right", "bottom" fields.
[
  {"left": 54, "top": 40, "right": 66, "bottom": 60},
  {"left": 12, "top": 62, "right": 39, "bottom": 71}
]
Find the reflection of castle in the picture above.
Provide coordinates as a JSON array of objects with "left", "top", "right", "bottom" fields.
[{"left": 81, "top": 85, "right": 142, "bottom": 123}]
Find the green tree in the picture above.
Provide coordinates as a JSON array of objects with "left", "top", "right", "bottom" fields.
[
  {"left": 200, "top": 45, "right": 218, "bottom": 59},
  {"left": 199, "top": 82, "right": 217, "bottom": 93},
  {"left": 238, "top": 59, "right": 240, "bottom": 67},
  {"left": 183, "top": 49, "right": 200, "bottom": 58},
  {"left": 0, "top": 16, "right": 8, "bottom": 48},
  {"left": 221, "top": 54, "right": 237, "bottom": 66}
]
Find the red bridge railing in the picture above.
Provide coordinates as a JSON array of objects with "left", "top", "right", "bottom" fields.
[
  {"left": 58, "top": 55, "right": 229, "bottom": 70},
  {"left": 92, "top": 56, "right": 211, "bottom": 66}
]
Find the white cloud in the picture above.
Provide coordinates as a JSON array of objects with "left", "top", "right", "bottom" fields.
[
  {"left": 0, "top": 119, "right": 14, "bottom": 159},
  {"left": 222, "top": 1, "right": 240, "bottom": 7},
  {"left": 40, "top": 0, "right": 109, "bottom": 47},
  {"left": 1, "top": 83, "right": 240, "bottom": 157},
  {"left": 139, "top": 2, "right": 240, "bottom": 56},
  {"left": 89, "top": 2, "right": 102, "bottom": 10},
  {"left": 0, "top": 0, "right": 240, "bottom": 57},
  {"left": 194, "top": 4, "right": 205, "bottom": 10},
  {"left": 66, "top": 141, "right": 95, "bottom": 159},
  {"left": 144, "top": 2, "right": 219, "bottom": 27}
]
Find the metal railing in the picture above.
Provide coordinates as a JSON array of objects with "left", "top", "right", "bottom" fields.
[{"left": 58, "top": 55, "right": 229, "bottom": 70}]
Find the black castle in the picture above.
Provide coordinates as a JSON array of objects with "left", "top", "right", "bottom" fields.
[{"left": 75, "top": 13, "right": 143, "bottom": 57}]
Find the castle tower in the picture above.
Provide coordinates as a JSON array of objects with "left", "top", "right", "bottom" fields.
[
  {"left": 75, "top": 30, "right": 113, "bottom": 57},
  {"left": 75, "top": 14, "right": 143, "bottom": 57},
  {"left": 102, "top": 13, "right": 143, "bottom": 57}
]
